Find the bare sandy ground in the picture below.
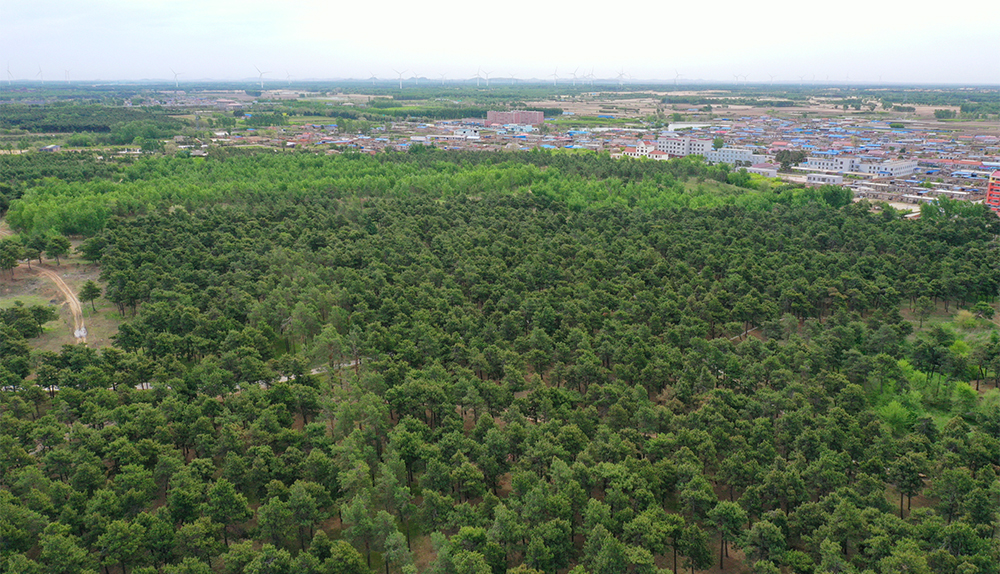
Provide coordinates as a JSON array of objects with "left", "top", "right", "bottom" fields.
[{"left": 29, "top": 264, "right": 87, "bottom": 343}]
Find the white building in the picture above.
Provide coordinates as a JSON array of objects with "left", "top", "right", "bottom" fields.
[
  {"left": 806, "top": 156, "right": 858, "bottom": 172},
  {"left": 859, "top": 159, "right": 919, "bottom": 178},
  {"left": 807, "top": 173, "right": 844, "bottom": 185},
  {"left": 747, "top": 163, "right": 780, "bottom": 178},
  {"left": 623, "top": 140, "right": 671, "bottom": 161},
  {"left": 806, "top": 156, "right": 918, "bottom": 177},
  {"left": 655, "top": 135, "right": 713, "bottom": 157},
  {"left": 705, "top": 147, "right": 768, "bottom": 166}
]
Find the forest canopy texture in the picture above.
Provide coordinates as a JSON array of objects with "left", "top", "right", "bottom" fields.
[{"left": 1, "top": 149, "right": 999, "bottom": 574}]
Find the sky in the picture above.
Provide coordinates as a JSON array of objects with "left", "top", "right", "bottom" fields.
[{"left": 2, "top": 0, "right": 998, "bottom": 85}]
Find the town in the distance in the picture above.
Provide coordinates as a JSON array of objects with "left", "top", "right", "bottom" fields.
[
  {"left": 2, "top": 75, "right": 1000, "bottom": 574},
  {"left": 4, "top": 80, "right": 998, "bottom": 219}
]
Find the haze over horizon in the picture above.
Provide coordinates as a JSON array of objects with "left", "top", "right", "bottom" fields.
[{"left": 2, "top": 0, "right": 998, "bottom": 86}]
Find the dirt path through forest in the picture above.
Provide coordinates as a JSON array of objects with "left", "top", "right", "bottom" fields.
[{"left": 32, "top": 265, "right": 87, "bottom": 343}]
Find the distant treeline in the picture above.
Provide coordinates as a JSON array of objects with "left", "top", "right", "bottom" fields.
[
  {"left": 2, "top": 147, "right": 853, "bottom": 236},
  {"left": 662, "top": 96, "right": 801, "bottom": 107},
  {"left": 0, "top": 104, "right": 185, "bottom": 135},
  {"left": 264, "top": 105, "right": 563, "bottom": 122}
]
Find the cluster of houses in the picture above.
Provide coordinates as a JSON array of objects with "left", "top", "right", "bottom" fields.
[
  {"left": 613, "top": 115, "right": 999, "bottom": 210},
  {"left": 197, "top": 113, "right": 996, "bottom": 211},
  {"left": 77, "top": 92, "right": 999, "bottom": 209}
]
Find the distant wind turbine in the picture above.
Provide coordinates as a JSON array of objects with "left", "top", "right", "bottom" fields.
[
  {"left": 393, "top": 68, "right": 406, "bottom": 90},
  {"left": 6, "top": 62, "right": 12, "bottom": 85},
  {"left": 474, "top": 66, "right": 482, "bottom": 88},
  {"left": 254, "top": 65, "right": 269, "bottom": 89},
  {"left": 368, "top": 72, "right": 378, "bottom": 86},
  {"left": 550, "top": 68, "right": 559, "bottom": 87},
  {"left": 616, "top": 68, "right": 626, "bottom": 90},
  {"left": 674, "top": 70, "right": 683, "bottom": 87},
  {"left": 768, "top": 74, "right": 775, "bottom": 86},
  {"left": 482, "top": 70, "right": 492, "bottom": 88},
  {"left": 570, "top": 67, "right": 578, "bottom": 86},
  {"left": 64, "top": 69, "right": 71, "bottom": 83},
  {"left": 170, "top": 68, "right": 181, "bottom": 88},
  {"left": 439, "top": 73, "right": 447, "bottom": 86},
  {"left": 36, "top": 66, "right": 43, "bottom": 83},
  {"left": 285, "top": 70, "right": 292, "bottom": 85}
]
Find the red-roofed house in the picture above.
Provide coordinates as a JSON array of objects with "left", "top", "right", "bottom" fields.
[
  {"left": 987, "top": 171, "right": 1000, "bottom": 216},
  {"left": 623, "top": 140, "right": 669, "bottom": 160}
]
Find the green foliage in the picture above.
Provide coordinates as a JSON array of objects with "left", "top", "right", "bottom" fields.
[
  {"left": 878, "top": 401, "right": 917, "bottom": 435},
  {"left": 46, "top": 234, "right": 71, "bottom": 264},
  {"left": 774, "top": 149, "right": 807, "bottom": 171},
  {"left": 0, "top": 238, "right": 22, "bottom": 279},
  {"left": 0, "top": 144, "right": 998, "bottom": 574},
  {"left": 79, "top": 281, "right": 103, "bottom": 312},
  {"left": 0, "top": 103, "right": 184, "bottom": 134},
  {"left": 2, "top": 149, "right": 869, "bottom": 237}
]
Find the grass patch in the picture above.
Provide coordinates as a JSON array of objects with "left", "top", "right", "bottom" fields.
[
  {"left": 547, "top": 116, "right": 641, "bottom": 127},
  {"left": 287, "top": 116, "right": 339, "bottom": 125},
  {"left": 0, "top": 294, "right": 54, "bottom": 309},
  {"left": 902, "top": 301, "right": 998, "bottom": 344},
  {"left": 78, "top": 296, "right": 124, "bottom": 347}
]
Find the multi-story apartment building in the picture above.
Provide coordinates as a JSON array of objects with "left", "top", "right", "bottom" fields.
[
  {"left": 655, "top": 135, "right": 713, "bottom": 157},
  {"left": 805, "top": 157, "right": 919, "bottom": 177},
  {"left": 805, "top": 156, "right": 858, "bottom": 172},
  {"left": 486, "top": 110, "right": 545, "bottom": 126},
  {"left": 859, "top": 159, "right": 920, "bottom": 178},
  {"left": 704, "top": 147, "right": 768, "bottom": 166},
  {"left": 622, "top": 140, "right": 670, "bottom": 161}
]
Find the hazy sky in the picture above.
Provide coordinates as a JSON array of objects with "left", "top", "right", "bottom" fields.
[{"left": 2, "top": 0, "right": 998, "bottom": 85}]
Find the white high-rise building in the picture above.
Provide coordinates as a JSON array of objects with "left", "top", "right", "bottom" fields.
[{"left": 655, "top": 134, "right": 713, "bottom": 157}]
